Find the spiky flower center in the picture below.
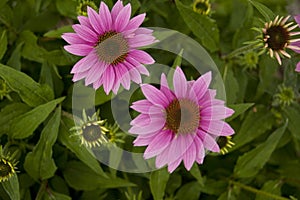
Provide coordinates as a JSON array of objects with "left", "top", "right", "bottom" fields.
[
  {"left": 82, "top": 124, "right": 102, "bottom": 142},
  {"left": 265, "top": 25, "right": 290, "bottom": 50},
  {"left": 217, "top": 136, "right": 235, "bottom": 154},
  {"left": 95, "top": 31, "right": 129, "bottom": 65},
  {"left": 165, "top": 99, "right": 200, "bottom": 134},
  {"left": 193, "top": 0, "right": 211, "bottom": 15},
  {"left": 0, "top": 159, "right": 14, "bottom": 180}
]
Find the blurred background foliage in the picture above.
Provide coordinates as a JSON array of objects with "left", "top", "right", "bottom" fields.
[{"left": 0, "top": 0, "right": 299, "bottom": 199}]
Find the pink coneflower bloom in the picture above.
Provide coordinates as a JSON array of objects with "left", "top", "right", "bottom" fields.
[
  {"left": 290, "top": 15, "right": 300, "bottom": 72},
  {"left": 129, "top": 67, "right": 235, "bottom": 173},
  {"left": 62, "top": 0, "right": 156, "bottom": 94},
  {"left": 260, "top": 15, "right": 300, "bottom": 65}
]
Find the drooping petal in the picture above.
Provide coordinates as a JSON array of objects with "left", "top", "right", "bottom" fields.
[
  {"left": 72, "top": 24, "right": 98, "bottom": 43},
  {"left": 62, "top": 33, "right": 87, "bottom": 44},
  {"left": 167, "top": 157, "right": 182, "bottom": 173},
  {"left": 190, "top": 71, "right": 211, "bottom": 101},
  {"left": 102, "top": 66, "right": 115, "bottom": 94},
  {"left": 130, "top": 114, "right": 151, "bottom": 127},
  {"left": 129, "top": 49, "right": 155, "bottom": 64},
  {"left": 129, "top": 114, "right": 165, "bottom": 135},
  {"left": 201, "top": 105, "right": 234, "bottom": 120},
  {"left": 182, "top": 142, "right": 197, "bottom": 171},
  {"left": 85, "top": 61, "right": 108, "bottom": 85},
  {"left": 133, "top": 133, "right": 157, "bottom": 146},
  {"left": 197, "top": 130, "right": 220, "bottom": 152},
  {"left": 128, "top": 34, "right": 156, "bottom": 48}
]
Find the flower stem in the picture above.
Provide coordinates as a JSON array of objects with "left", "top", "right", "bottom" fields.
[
  {"left": 229, "top": 180, "right": 289, "bottom": 200},
  {"left": 223, "top": 43, "right": 261, "bottom": 60}
]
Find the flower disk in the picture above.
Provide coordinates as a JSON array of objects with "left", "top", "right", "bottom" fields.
[
  {"left": 62, "top": 0, "right": 157, "bottom": 94},
  {"left": 129, "top": 67, "right": 235, "bottom": 173}
]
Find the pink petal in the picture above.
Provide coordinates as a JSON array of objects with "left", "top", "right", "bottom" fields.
[
  {"left": 128, "top": 115, "right": 165, "bottom": 135},
  {"left": 114, "top": 4, "right": 131, "bottom": 32},
  {"left": 130, "top": 114, "right": 151, "bottom": 127},
  {"left": 129, "top": 49, "right": 155, "bottom": 65},
  {"left": 200, "top": 120, "right": 234, "bottom": 136},
  {"left": 102, "top": 66, "right": 115, "bottom": 94},
  {"left": 157, "top": 134, "right": 196, "bottom": 167},
  {"left": 123, "top": 60, "right": 142, "bottom": 84},
  {"left": 70, "top": 52, "right": 96, "bottom": 73},
  {"left": 197, "top": 130, "right": 220, "bottom": 152},
  {"left": 72, "top": 24, "right": 98, "bottom": 43},
  {"left": 62, "top": 33, "right": 87, "bottom": 44},
  {"left": 290, "top": 41, "right": 300, "bottom": 54},
  {"left": 135, "top": 28, "right": 153, "bottom": 35},
  {"left": 64, "top": 44, "right": 93, "bottom": 56},
  {"left": 115, "top": 63, "right": 131, "bottom": 90},
  {"left": 144, "top": 130, "right": 173, "bottom": 159},
  {"left": 111, "top": 0, "right": 124, "bottom": 21},
  {"left": 295, "top": 14, "right": 300, "bottom": 26},
  {"left": 131, "top": 100, "right": 153, "bottom": 113},
  {"left": 78, "top": 16, "right": 93, "bottom": 30},
  {"left": 296, "top": 61, "right": 300, "bottom": 72},
  {"left": 99, "top": 2, "right": 113, "bottom": 30},
  {"left": 160, "top": 73, "right": 175, "bottom": 102},
  {"left": 191, "top": 71, "right": 211, "bottom": 101},
  {"left": 85, "top": 61, "right": 108, "bottom": 85},
  {"left": 194, "top": 136, "right": 205, "bottom": 164},
  {"left": 125, "top": 56, "right": 150, "bottom": 75},
  {"left": 72, "top": 71, "right": 88, "bottom": 82},
  {"left": 173, "top": 67, "right": 187, "bottom": 98},
  {"left": 134, "top": 133, "right": 157, "bottom": 146},
  {"left": 201, "top": 105, "right": 234, "bottom": 120},
  {"left": 167, "top": 157, "right": 182, "bottom": 173},
  {"left": 141, "top": 84, "right": 169, "bottom": 107},
  {"left": 87, "top": 7, "right": 104, "bottom": 35},
  {"left": 124, "top": 13, "right": 146, "bottom": 31},
  {"left": 128, "top": 34, "right": 156, "bottom": 48},
  {"left": 183, "top": 142, "right": 197, "bottom": 171}
]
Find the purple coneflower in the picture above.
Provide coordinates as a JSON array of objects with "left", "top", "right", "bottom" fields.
[
  {"left": 290, "top": 15, "right": 300, "bottom": 72},
  {"left": 129, "top": 67, "right": 234, "bottom": 172},
  {"left": 62, "top": 0, "right": 156, "bottom": 94}
]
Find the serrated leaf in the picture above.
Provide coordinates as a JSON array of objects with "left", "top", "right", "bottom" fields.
[
  {"left": 248, "top": 0, "right": 276, "bottom": 22},
  {"left": 0, "top": 103, "right": 31, "bottom": 136},
  {"left": 0, "top": 30, "right": 7, "bottom": 60},
  {"left": 63, "top": 161, "right": 136, "bottom": 191},
  {"left": 9, "top": 97, "right": 65, "bottom": 139},
  {"left": 234, "top": 121, "right": 287, "bottom": 178},
  {"left": 283, "top": 104, "right": 300, "bottom": 140},
  {"left": 175, "top": 0, "right": 219, "bottom": 52},
  {"left": 150, "top": 167, "right": 170, "bottom": 200},
  {"left": 44, "top": 25, "right": 73, "bottom": 38},
  {"left": 59, "top": 116, "right": 107, "bottom": 177},
  {"left": 190, "top": 163, "right": 204, "bottom": 186},
  {"left": 1, "top": 174, "right": 20, "bottom": 200},
  {"left": 226, "top": 103, "right": 254, "bottom": 122},
  {"left": 255, "top": 180, "right": 282, "bottom": 200},
  {"left": 231, "top": 105, "right": 275, "bottom": 151},
  {"left": 24, "top": 107, "right": 61, "bottom": 181},
  {"left": 175, "top": 182, "right": 201, "bottom": 200},
  {"left": 0, "top": 64, "right": 54, "bottom": 107}
]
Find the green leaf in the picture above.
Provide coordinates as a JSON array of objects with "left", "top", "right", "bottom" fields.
[
  {"left": 234, "top": 121, "right": 287, "bottom": 178},
  {"left": 17, "top": 31, "right": 47, "bottom": 63},
  {"left": 231, "top": 105, "right": 275, "bottom": 151},
  {"left": 0, "top": 64, "right": 54, "bottom": 107},
  {"left": 63, "top": 161, "right": 136, "bottom": 191},
  {"left": 165, "top": 174, "right": 182, "bottom": 196},
  {"left": 224, "top": 66, "right": 239, "bottom": 104},
  {"left": 42, "top": 191, "right": 71, "bottom": 200},
  {"left": 45, "top": 50, "right": 77, "bottom": 66},
  {"left": 0, "top": 103, "right": 31, "bottom": 136},
  {"left": 24, "top": 107, "right": 61, "bottom": 181},
  {"left": 175, "top": 0, "right": 219, "bottom": 52},
  {"left": 248, "top": 0, "right": 276, "bottom": 22},
  {"left": 175, "top": 182, "right": 201, "bottom": 200},
  {"left": 0, "top": 30, "right": 7, "bottom": 60},
  {"left": 9, "top": 97, "right": 65, "bottom": 139},
  {"left": 255, "top": 180, "right": 282, "bottom": 200},
  {"left": 149, "top": 167, "right": 170, "bottom": 200},
  {"left": 1, "top": 174, "right": 20, "bottom": 200},
  {"left": 171, "top": 49, "right": 183, "bottom": 69},
  {"left": 226, "top": 103, "right": 254, "bottom": 122},
  {"left": 59, "top": 116, "right": 107, "bottom": 177},
  {"left": 190, "top": 163, "right": 204, "bottom": 186},
  {"left": 0, "top": 4, "right": 13, "bottom": 27},
  {"left": 44, "top": 25, "right": 73, "bottom": 38},
  {"left": 283, "top": 104, "right": 300, "bottom": 140},
  {"left": 55, "top": 0, "right": 77, "bottom": 19},
  {"left": 7, "top": 42, "right": 23, "bottom": 71}
]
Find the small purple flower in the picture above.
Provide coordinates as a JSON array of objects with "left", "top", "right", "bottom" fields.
[
  {"left": 129, "top": 67, "right": 235, "bottom": 173},
  {"left": 62, "top": 0, "right": 156, "bottom": 94}
]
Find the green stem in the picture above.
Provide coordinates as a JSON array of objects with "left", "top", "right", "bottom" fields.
[
  {"left": 223, "top": 43, "right": 260, "bottom": 60},
  {"left": 230, "top": 180, "right": 289, "bottom": 200}
]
